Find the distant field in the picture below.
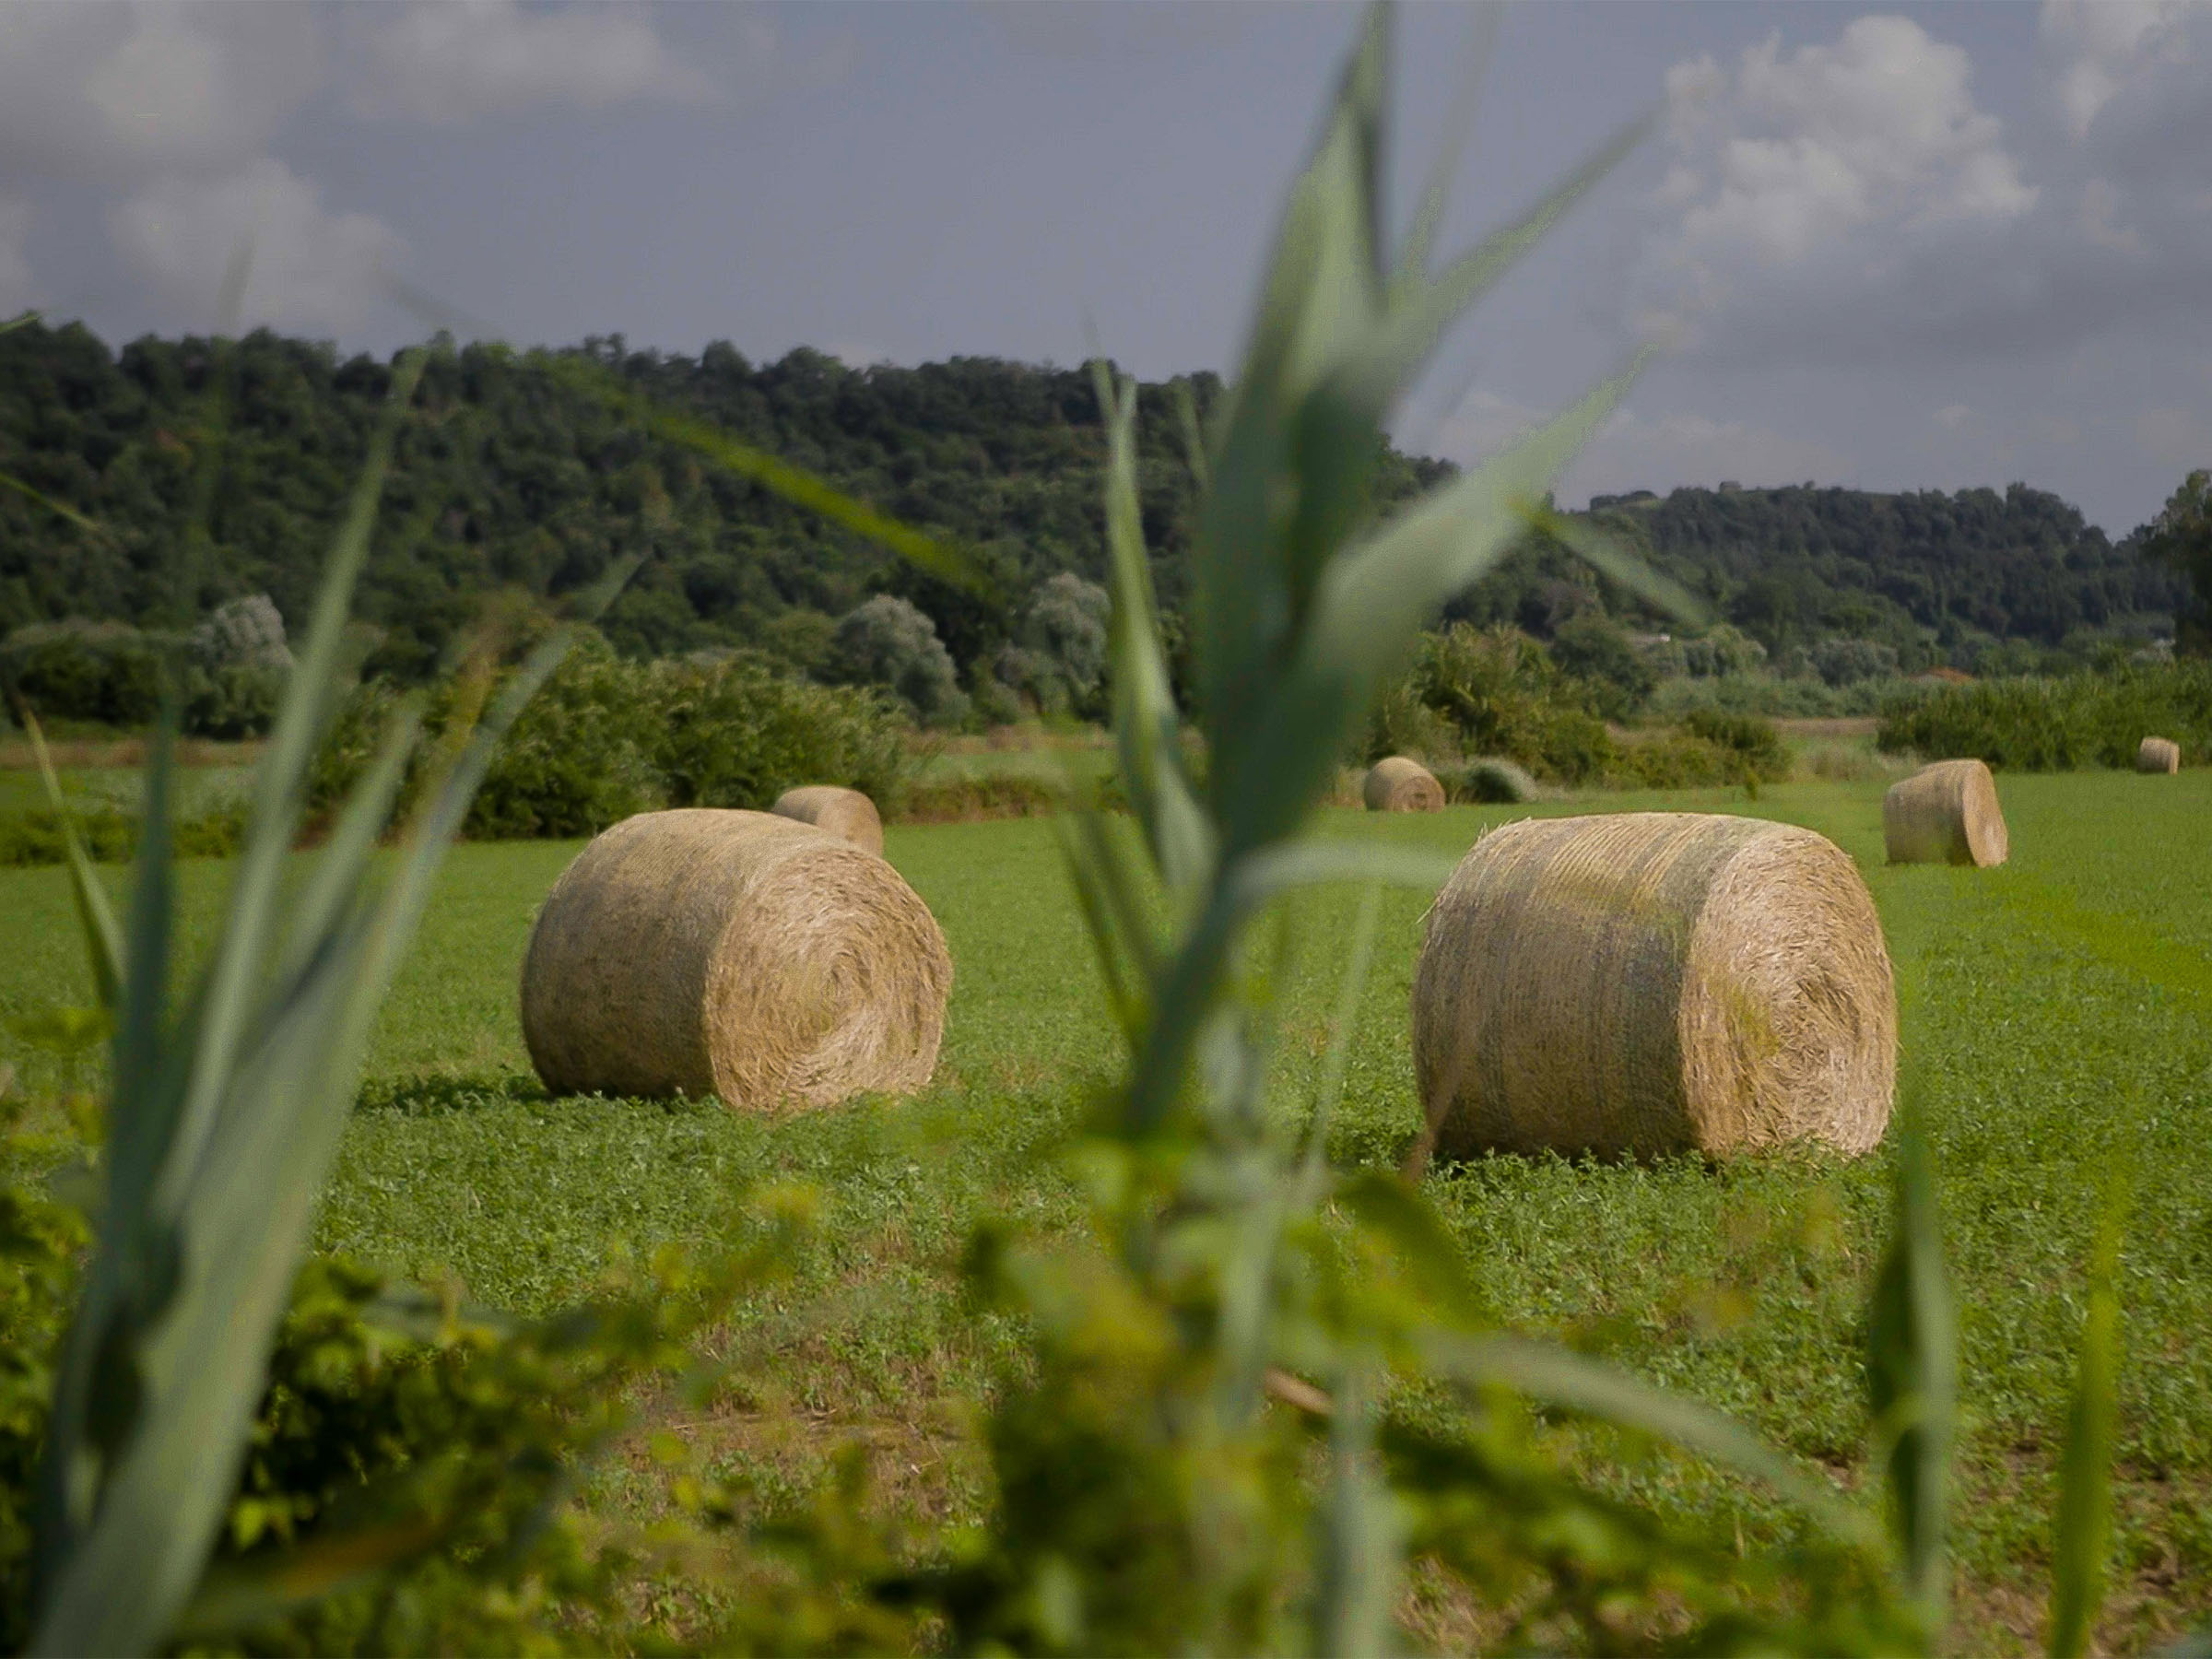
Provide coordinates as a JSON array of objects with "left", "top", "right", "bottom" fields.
[{"left": 4, "top": 771, "right": 2209, "bottom": 1650}]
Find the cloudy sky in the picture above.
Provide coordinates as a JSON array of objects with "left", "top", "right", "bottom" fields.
[{"left": 3, "top": 1, "right": 2209, "bottom": 536}]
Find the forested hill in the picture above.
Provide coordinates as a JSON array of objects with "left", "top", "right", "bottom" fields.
[
  {"left": 1573, "top": 484, "right": 2182, "bottom": 660},
  {"left": 0, "top": 320, "right": 2181, "bottom": 684}
]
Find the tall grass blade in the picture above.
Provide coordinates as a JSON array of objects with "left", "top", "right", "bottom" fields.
[
  {"left": 1865, "top": 1092, "right": 1956, "bottom": 1641},
  {"left": 20, "top": 711, "right": 124, "bottom": 1009},
  {"left": 1425, "top": 1331, "right": 1882, "bottom": 1552},
  {"left": 157, "top": 349, "right": 427, "bottom": 1212},
  {"left": 0, "top": 470, "right": 101, "bottom": 535},
  {"left": 1523, "top": 499, "right": 1711, "bottom": 629},
  {"left": 1093, "top": 360, "right": 1210, "bottom": 893},
  {"left": 1312, "top": 1367, "right": 1399, "bottom": 1659},
  {"left": 1297, "top": 883, "right": 1382, "bottom": 1199},
  {"left": 2047, "top": 1169, "right": 2131, "bottom": 1659}
]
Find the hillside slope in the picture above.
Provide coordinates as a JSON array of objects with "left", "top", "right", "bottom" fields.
[{"left": 0, "top": 322, "right": 2181, "bottom": 681}]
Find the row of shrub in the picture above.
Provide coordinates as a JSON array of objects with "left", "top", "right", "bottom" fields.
[
  {"left": 1877, "top": 659, "right": 2212, "bottom": 770},
  {"left": 311, "top": 634, "right": 915, "bottom": 840},
  {"left": 0, "top": 597, "right": 294, "bottom": 739},
  {"left": 1362, "top": 623, "right": 1794, "bottom": 790},
  {"left": 0, "top": 803, "right": 245, "bottom": 867}
]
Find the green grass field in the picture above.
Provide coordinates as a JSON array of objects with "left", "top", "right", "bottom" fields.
[{"left": 4, "top": 771, "right": 2208, "bottom": 1650}]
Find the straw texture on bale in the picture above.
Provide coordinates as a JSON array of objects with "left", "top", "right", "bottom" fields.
[
  {"left": 1364, "top": 756, "right": 1444, "bottom": 813},
  {"left": 521, "top": 809, "right": 950, "bottom": 1110},
  {"left": 2137, "top": 735, "right": 2182, "bottom": 774},
  {"left": 1882, "top": 759, "right": 2008, "bottom": 866},
  {"left": 771, "top": 784, "right": 885, "bottom": 855},
  {"left": 1411, "top": 812, "right": 1896, "bottom": 1161}
]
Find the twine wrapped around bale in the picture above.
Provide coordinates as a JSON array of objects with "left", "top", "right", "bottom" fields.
[
  {"left": 2138, "top": 736, "right": 2182, "bottom": 775},
  {"left": 1364, "top": 756, "right": 1444, "bottom": 813},
  {"left": 1411, "top": 812, "right": 1896, "bottom": 1161},
  {"left": 771, "top": 785, "right": 885, "bottom": 855},
  {"left": 521, "top": 809, "right": 951, "bottom": 1110},
  {"left": 1883, "top": 759, "right": 2008, "bottom": 866}
]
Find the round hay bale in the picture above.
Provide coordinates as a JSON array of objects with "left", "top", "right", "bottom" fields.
[
  {"left": 1412, "top": 812, "right": 1896, "bottom": 1161},
  {"left": 2137, "top": 735, "right": 2182, "bottom": 774},
  {"left": 1365, "top": 756, "right": 1444, "bottom": 813},
  {"left": 1882, "top": 759, "right": 2008, "bottom": 866},
  {"left": 520, "top": 809, "right": 951, "bottom": 1110},
  {"left": 771, "top": 784, "right": 885, "bottom": 855}
]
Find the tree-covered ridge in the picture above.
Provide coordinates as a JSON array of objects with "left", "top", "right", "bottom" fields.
[
  {"left": 1583, "top": 482, "right": 2183, "bottom": 660},
  {"left": 0, "top": 320, "right": 2183, "bottom": 689},
  {"left": 0, "top": 321, "right": 1448, "bottom": 685}
]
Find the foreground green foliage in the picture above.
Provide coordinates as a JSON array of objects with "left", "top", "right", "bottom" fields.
[
  {"left": 1878, "top": 659, "right": 2212, "bottom": 770},
  {"left": 8, "top": 776, "right": 2206, "bottom": 1650},
  {"left": 0, "top": 7, "right": 2189, "bottom": 1651}
]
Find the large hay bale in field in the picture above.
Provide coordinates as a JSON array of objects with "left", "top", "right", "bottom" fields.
[
  {"left": 1882, "top": 759, "right": 2008, "bottom": 866},
  {"left": 2137, "top": 735, "right": 2182, "bottom": 774},
  {"left": 1412, "top": 812, "right": 1896, "bottom": 1161},
  {"left": 521, "top": 809, "right": 951, "bottom": 1110},
  {"left": 1365, "top": 756, "right": 1444, "bottom": 813},
  {"left": 771, "top": 784, "right": 885, "bottom": 855}
]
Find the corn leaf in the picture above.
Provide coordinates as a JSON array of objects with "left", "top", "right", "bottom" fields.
[
  {"left": 20, "top": 711, "right": 124, "bottom": 1010},
  {"left": 1425, "top": 1331, "right": 1882, "bottom": 1553},
  {"left": 1093, "top": 360, "right": 1211, "bottom": 894},
  {"left": 2047, "top": 1169, "right": 2130, "bottom": 1658},
  {"left": 1865, "top": 1094, "right": 1956, "bottom": 1641}
]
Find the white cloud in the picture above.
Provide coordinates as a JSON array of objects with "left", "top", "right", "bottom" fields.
[
  {"left": 1630, "top": 8, "right": 2212, "bottom": 365},
  {"left": 2041, "top": 0, "right": 2199, "bottom": 138},
  {"left": 111, "top": 159, "right": 405, "bottom": 334},
  {"left": 1935, "top": 403, "right": 1972, "bottom": 430},
  {"left": 0, "top": 2, "right": 321, "bottom": 182},
  {"left": 347, "top": 0, "right": 711, "bottom": 124},
  {"left": 1637, "top": 18, "right": 2034, "bottom": 350}
]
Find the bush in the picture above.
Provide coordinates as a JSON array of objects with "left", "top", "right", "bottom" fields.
[
  {"left": 1549, "top": 612, "right": 1657, "bottom": 716},
  {"left": 0, "top": 804, "right": 245, "bottom": 867},
  {"left": 1680, "top": 707, "right": 1791, "bottom": 778},
  {"left": 1877, "top": 659, "right": 2212, "bottom": 770},
  {"left": 830, "top": 594, "right": 968, "bottom": 726},
  {"left": 1450, "top": 756, "right": 1538, "bottom": 803},
  {"left": 2, "top": 597, "right": 293, "bottom": 739},
  {"left": 310, "top": 635, "right": 917, "bottom": 838},
  {"left": 1813, "top": 637, "right": 1901, "bottom": 688},
  {"left": 1649, "top": 672, "right": 1927, "bottom": 720},
  {"left": 1374, "top": 623, "right": 1616, "bottom": 782},
  {"left": 997, "top": 574, "right": 1111, "bottom": 717},
  {"left": 0, "top": 620, "right": 168, "bottom": 728},
  {"left": 1679, "top": 624, "right": 1768, "bottom": 678}
]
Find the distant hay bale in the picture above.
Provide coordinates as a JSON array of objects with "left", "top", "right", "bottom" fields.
[
  {"left": 1462, "top": 756, "right": 1538, "bottom": 804},
  {"left": 1882, "top": 759, "right": 2008, "bottom": 866},
  {"left": 2137, "top": 736, "right": 2182, "bottom": 774},
  {"left": 1412, "top": 812, "right": 1896, "bottom": 1161},
  {"left": 520, "top": 809, "right": 951, "bottom": 1111},
  {"left": 1364, "top": 756, "right": 1444, "bottom": 813},
  {"left": 771, "top": 784, "right": 885, "bottom": 854}
]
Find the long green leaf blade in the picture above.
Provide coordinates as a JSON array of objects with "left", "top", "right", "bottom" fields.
[
  {"left": 20, "top": 711, "right": 124, "bottom": 1009},
  {"left": 2048, "top": 1171, "right": 2130, "bottom": 1659},
  {"left": 1865, "top": 1093, "right": 1957, "bottom": 1641}
]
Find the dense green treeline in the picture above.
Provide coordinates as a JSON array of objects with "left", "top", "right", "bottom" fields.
[
  {"left": 0, "top": 320, "right": 2185, "bottom": 699},
  {"left": 1576, "top": 482, "right": 2183, "bottom": 666}
]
